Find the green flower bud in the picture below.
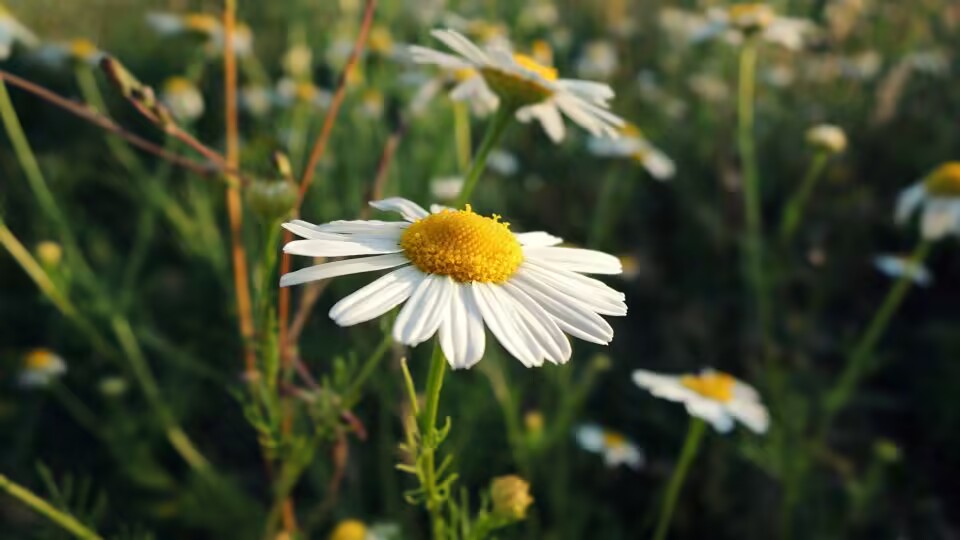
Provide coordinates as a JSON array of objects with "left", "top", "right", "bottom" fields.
[
  {"left": 490, "top": 475, "right": 533, "bottom": 521},
  {"left": 247, "top": 179, "right": 298, "bottom": 221}
]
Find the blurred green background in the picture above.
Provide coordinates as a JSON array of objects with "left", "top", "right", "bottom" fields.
[{"left": 2, "top": 0, "right": 960, "bottom": 538}]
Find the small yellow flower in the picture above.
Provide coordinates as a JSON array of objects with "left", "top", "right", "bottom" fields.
[
  {"left": 367, "top": 25, "right": 394, "bottom": 55},
  {"left": 161, "top": 77, "right": 205, "bottom": 122},
  {"left": 35, "top": 241, "right": 63, "bottom": 267},
  {"left": 329, "top": 519, "right": 367, "bottom": 540},
  {"left": 68, "top": 38, "right": 100, "bottom": 62},
  {"left": 524, "top": 411, "right": 544, "bottom": 434},
  {"left": 490, "top": 475, "right": 533, "bottom": 520},
  {"left": 19, "top": 348, "right": 67, "bottom": 388}
]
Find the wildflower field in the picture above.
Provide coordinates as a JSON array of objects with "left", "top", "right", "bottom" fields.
[{"left": 1, "top": 0, "right": 959, "bottom": 538}]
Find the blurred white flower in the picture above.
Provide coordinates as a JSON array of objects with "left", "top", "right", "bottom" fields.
[
  {"left": 588, "top": 125, "right": 675, "bottom": 181},
  {"left": 805, "top": 124, "right": 847, "bottom": 154},
  {"left": 896, "top": 162, "right": 960, "bottom": 241},
  {"left": 575, "top": 40, "right": 618, "bottom": 81},
  {"left": 359, "top": 88, "right": 384, "bottom": 119},
  {"left": 0, "top": 5, "right": 38, "bottom": 60},
  {"left": 410, "top": 29, "right": 624, "bottom": 142},
  {"left": 282, "top": 44, "right": 312, "bottom": 78},
  {"left": 146, "top": 12, "right": 253, "bottom": 57},
  {"left": 633, "top": 368, "right": 769, "bottom": 434},
  {"left": 687, "top": 73, "right": 730, "bottom": 103},
  {"left": 487, "top": 149, "right": 519, "bottom": 176},
  {"left": 161, "top": 77, "right": 204, "bottom": 122},
  {"left": 274, "top": 78, "right": 331, "bottom": 109},
  {"left": 519, "top": 1, "right": 559, "bottom": 30},
  {"left": 280, "top": 198, "right": 626, "bottom": 369},
  {"left": 575, "top": 423, "right": 644, "bottom": 469},
  {"left": 693, "top": 5, "right": 817, "bottom": 51},
  {"left": 240, "top": 84, "right": 272, "bottom": 117},
  {"left": 873, "top": 255, "right": 933, "bottom": 287},
  {"left": 906, "top": 49, "right": 950, "bottom": 76},
  {"left": 19, "top": 349, "right": 67, "bottom": 388},
  {"left": 430, "top": 176, "right": 464, "bottom": 201},
  {"left": 31, "top": 38, "right": 103, "bottom": 68}
]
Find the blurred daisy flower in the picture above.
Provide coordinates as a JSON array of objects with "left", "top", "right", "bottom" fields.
[
  {"left": 161, "top": 77, "right": 204, "bottom": 122},
  {"left": 588, "top": 124, "right": 675, "bottom": 181},
  {"left": 805, "top": 123, "right": 847, "bottom": 154},
  {"left": 146, "top": 12, "right": 253, "bottom": 57},
  {"left": 358, "top": 88, "right": 385, "bottom": 119},
  {"left": 407, "top": 65, "right": 499, "bottom": 118},
  {"left": 274, "top": 78, "right": 331, "bottom": 109},
  {"left": 32, "top": 38, "right": 103, "bottom": 68},
  {"left": 873, "top": 255, "right": 933, "bottom": 287},
  {"left": 896, "top": 162, "right": 960, "bottom": 241},
  {"left": 575, "top": 423, "right": 644, "bottom": 469},
  {"left": 694, "top": 4, "right": 816, "bottom": 51},
  {"left": 240, "top": 84, "right": 273, "bottom": 117},
  {"left": 410, "top": 29, "right": 624, "bottom": 142},
  {"left": 575, "top": 40, "right": 619, "bottom": 81},
  {"left": 329, "top": 519, "right": 398, "bottom": 540},
  {"left": 430, "top": 176, "right": 464, "bottom": 201},
  {"left": 487, "top": 148, "right": 519, "bottom": 176},
  {"left": 633, "top": 369, "right": 769, "bottom": 434},
  {"left": 0, "top": 4, "right": 38, "bottom": 60},
  {"left": 19, "top": 348, "right": 67, "bottom": 388},
  {"left": 367, "top": 25, "right": 395, "bottom": 57},
  {"left": 282, "top": 44, "right": 313, "bottom": 79},
  {"left": 280, "top": 198, "right": 626, "bottom": 369}
]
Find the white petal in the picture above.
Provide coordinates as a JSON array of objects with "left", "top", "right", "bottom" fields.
[
  {"left": 554, "top": 93, "right": 624, "bottom": 137},
  {"left": 575, "top": 423, "right": 606, "bottom": 453},
  {"left": 431, "top": 28, "right": 491, "bottom": 66},
  {"left": 685, "top": 397, "right": 735, "bottom": 433},
  {"left": 515, "top": 231, "right": 563, "bottom": 247},
  {"left": 632, "top": 370, "right": 697, "bottom": 402},
  {"left": 921, "top": 200, "right": 954, "bottom": 240},
  {"left": 280, "top": 253, "right": 409, "bottom": 287},
  {"left": 518, "top": 102, "right": 565, "bottom": 143},
  {"left": 282, "top": 221, "right": 348, "bottom": 240},
  {"left": 470, "top": 283, "right": 540, "bottom": 367},
  {"left": 726, "top": 399, "right": 770, "bottom": 434},
  {"left": 369, "top": 197, "right": 430, "bottom": 222},
  {"left": 895, "top": 182, "right": 926, "bottom": 225},
  {"left": 329, "top": 266, "right": 422, "bottom": 326},
  {"left": 408, "top": 45, "right": 473, "bottom": 69},
  {"left": 520, "top": 263, "right": 627, "bottom": 316},
  {"left": 511, "top": 274, "right": 614, "bottom": 345},
  {"left": 315, "top": 220, "right": 409, "bottom": 235},
  {"left": 503, "top": 282, "right": 572, "bottom": 364},
  {"left": 440, "top": 284, "right": 487, "bottom": 369},
  {"left": 392, "top": 274, "right": 454, "bottom": 346},
  {"left": 283, "top": 237, "right": 402, "bottom": 257},
  {"left": 524, "top": 246, "right": 623, "bottom": 274}
]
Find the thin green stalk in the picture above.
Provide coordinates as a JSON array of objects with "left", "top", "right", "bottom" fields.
[
  {"left": 736, "top": 39, "right": 770, "bottom": 345},
  {"left": 823, "top": 239, "right": 933, "bottom": 422},
  {"left": 73, "top": 66, "right": 144, "bottom": 176},
  {"left": 779, "top": 152, "right": 829, "bottom": 243},
  {"left": 111, "top": 316, "right": 210, "bottom": 471},
  {"left": 589, "top": 171, "right": 619, "bottom": 247},
  {"left": 0, "top": 474, "right": 103, "bottom": 540},
  {"left": 453, "top": 101, "right": 471, "bottom": 174},
  {"left": 652, "top": 418, "right": 707, "bottom": 540},
  {"left": 343, "top": 332, "right": 393, "bottom": 408},
  {"left": 421, "top": 341, "right": 449, "bottom": 540},
  {"left": 454, "top": 106, "right": 512, "bottom": 207}
]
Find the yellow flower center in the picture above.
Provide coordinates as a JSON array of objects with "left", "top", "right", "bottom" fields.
[
  {"left": 924, "top": 162, "right": 960, "bottom": 197},
  {"left": 25, "top": 349, "right": 56, "bottom": 371},
  {"left": 329, "top": 520, "right": 367, "bottom": 540},
  {"left": 452, "top": 67, "right": 478, "bottom": 82},
  {"left": 184, "top": 13, "right": 220, "bottom": 35},
  {"left": 69, "top": 39, "right": 97, "bottom": 60},
  {"left": 728, "top": 3, "right": 776, "bottom": 31},
  {"left": 480, "top": 53, "right": 556, "bottom": 107},
  {"left": 603, "top": 431, "right": 626, "bottom": 448},
  {"left": 512, "top": 53, "right": 558, "bottom": 81},
  {"left": 620, "top": 123, "right": 644, "bottom": 138},
  {"left": 680, "top": 372, "right": 736, "bottom": 402},
  {"left": 163, "top": 76, "right": 195, "bottom": 94},
  {"left": 399, "top": 206, "right": 523, "bottom": 283}
]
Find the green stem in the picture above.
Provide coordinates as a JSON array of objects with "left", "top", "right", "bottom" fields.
[
  {"left": 0, "top": 474, "right": 103, "bottom": 540},
  {"left": 453, "top": 101, "right": 471, "bottom": 174},
  {"left": 343, "top": 332, "right": 393, "bottom": 408},
  {"left": 589, "top": 171, "right": 619, "bottom": 248},
  {"left": 779, "top": 152, "right": 829, "bottom": 243},
  {"left": 736, "top": 40, "right": 770, "bottom": 346},
  {"left": 823, "top": 239, "right": 933, "bottom": 422},
  {"left": 454, "top": 106, "right": 512, "bottom": 207},
  {"left": 421, "top": 341, "right": 449, "bottom": 540},
  {"left": 73, "top": 66, "right": 144, "bottom": 176},
  {"left": 652, "top": 418, "right": 707, "bottom": 540}
]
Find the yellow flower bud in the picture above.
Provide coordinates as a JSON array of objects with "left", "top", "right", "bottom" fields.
[
  {"left": 490, "top": 475, "right": 533, "bottom": 521},
  {"left": 524, "top": 411, "right": 544, "bottom": 435},
  {"left": 35, "top": 241, "right": 62, "bottom": 267}
]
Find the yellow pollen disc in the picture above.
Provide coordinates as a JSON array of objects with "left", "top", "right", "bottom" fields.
[
  {"left": 25, "top": 349, "right": 56, "bottom": 370},
  {"left": 163, "top": 76, "right": 195, "bottom": 94},
  {"left": 513, "top": 53, "right": 558, "bottom": 81},
  {"left": 602, "top": 431, "right": 626, "bottom": 448},
  {"left": 924, "top": 162, "right": 960, "bottom": 197},
  {"left": 621, "top": 123, "right": 643, "bottom": 138},
  {"left": 69, "top": 39, "right": 97, "bottom": 59},
  {"left": 480, "top": 54, "right": 556, "bottom": 107},
  {"left": 399, "top": 205, "right": 523, "bottom": 283},
  {"left": 452, "top": 67, "right": 477, "bottom": 82},
  {"left": 184, "top": 13, "right": 220, "bottom": 35},
  {"left": 728, "top": 3, "right": 776, "bottom": 30},
  {"left": 680, "top": 372, "right": 736, "bottom": 402}
]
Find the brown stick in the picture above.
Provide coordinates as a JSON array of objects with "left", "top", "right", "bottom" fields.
[{"left": 0, "top": 70, "right": 245, "bottom": 181}]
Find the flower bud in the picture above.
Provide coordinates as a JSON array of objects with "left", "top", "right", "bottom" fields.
[
  {"left": 524, "top": 411, "right": 544, "bottom": 435},
  {"left": 805, "top": 124, "right": 847, "bottom": 154},
  {"left": 329, "top": 519, "right": 367, "bottom": 540},
  {"left": 247, "top": 179, "right": 298, "bottom": 221},
  {"left": 35, "top": 241, "right": 62, "bottom": 268},
  {"left": 490, "top": 475, "right": 533, "bottom": 521}
]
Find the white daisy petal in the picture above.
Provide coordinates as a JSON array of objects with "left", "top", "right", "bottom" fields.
[
  {"left": 575, "top": 423, "right": 606, "bottom": 452},
  {"left": 393, "top": 274, "right": 454, "bottom": 346},
  {"left": 470, "top": 283, "right": 540, "bottom": 367},
  {"left": 329, "top": 266, "right": 423, "bottom": 326},
  {"left": 685, "top": 398, "right": 735, "bottom": 433},
  {"left": 727, "top": 399, "right": 770, "bottom": 434},
  {"left": 280, "top": 254, "right": 409, "bottom": 287},
  {"left": 520, "top": 263, "right": 627, "bottom": 316},
  {"left": 408, "top": 45, "right": 473, "bottom": 69},
  {"left": 515, "top": 231, "right": 563, "bottom": 247},
  {"left": 556, "top": 79, "right": 615, "bottom": 103},
  {"left": 283, "top": 238, "right": 402, "bottom": 257},
  {"left": 314, "top": 220, "right": 409, "bottom": 235},
  {"left": 895, "top": 182, "right": 926, "bottom": 225},
  {"left": 517, "top": 102, "right": 566, "bottom": 142},
  {"left": 282, "top": 221, "right": 348, "bottom": 240},
  {"left": 511, "top": 273, "right": 614, "bottom": 345},
  {"left": 524, "top": 246, "right": 623, "bottom": 274},
  {"left": 369, "top": 197, "right": 430, "bottom": 222},
  {"left": 921, "top": 200, "right": 953, "bottom": 240},
  {"left": 440, "top": 284, "right": 486, "bottom": 369},
  {"left": 503, "top": 282, "right": 572, "bottom": 364},
  {"left": 430, "top": 28, "right": 490, "bottom": 65}
]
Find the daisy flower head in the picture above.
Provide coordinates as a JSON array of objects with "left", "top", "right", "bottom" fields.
[
  {"left": 632, "top": 369, "right": 769, "bottom": 434},
  {"left": 695, "top": 4, "right": 816, "bottom": 51},
  {"left": 161, "top": 77, "right": 204, "bottom": 122},
  {"left": 575, "top": 423, "right": 644, "bottom": 469},
  {"left": 873, "top": 254, "right": 933, "bottom": 287},
  {"left": 280, "top": 198, "right": 627, "bottom": 369},
  {"left": 32, "top": 38, "right": 103, "bottom": 68},
  {"left": 896, "top": 162, "right": 960, "bottom": 241},
  {"left": 805, "top": 123, "right": 847, "bottom": 155},
  {"left": 409, "top": 28, "right": 624, "bottom": 142},
  {"left": 19, "top": 348, "right": 67, "bottom": 388},
  {"left": 0, "top": 4, "right": 38, "bottom": 60},
  {"left": 587, "top": 124, "right": 675, "bottom": 181},
  {"left": 146, "top": 12, "right": 253, "bottom": 57}
]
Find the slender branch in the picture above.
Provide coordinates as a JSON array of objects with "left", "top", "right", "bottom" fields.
[
  {"left": 0, "top": 70, "right": 246, "bottom": 182},
  {"left": 0, "top": 474, "right": 103, "bottom": 540},
  {"left": 652, "top": 418, "right": 707, "bottom": 540}
]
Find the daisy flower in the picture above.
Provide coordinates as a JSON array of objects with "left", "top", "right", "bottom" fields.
[
  {"left": 429, "top": 176, "right": 464, "bottom": 201},
  {"left": 694, "top": 4, "right": 816, "bottom": 51},
  {"left": 409, "top": 28, "right": 624, "bottom": 142},
  {"left": 161, "top": 77, "right": 205, "bottom": 122},
  {"left": 805, "top": 123, "right": 847, "bottom": 154},
  {"left": 32, "top": 38, "right": 103, "bottom": 68},
  {"left": 632, "top": 369, "right": 769, "bottom": 434},
  {"left": 0, "top": 5, "right": 38, "bottom": 60},
  {"left": 873, "top": 254, "right": 933, "bottom": 287},
  {"left": 280, "top": 198, "right": 626, "bottom": 369},
  {"left": 19, "top": 348, "right": 67, "bottom": 388},
  {"left": 896, "top": 162, "right": 960, "bottom": 241},
  {"left": 407, "top": 66, "right": 500, "bottom": 118},
  {"left": 575, "top": 40, "right": 619, "bottom": 81},
  {"left": 146, "top": 12, "right": 253, "bottom": 57},
  {"left": 575, "top": 423, "right": 644, "bottom": 469},
  {"left": 587, "top": 124, "right": 675, "bottom": 181}
]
